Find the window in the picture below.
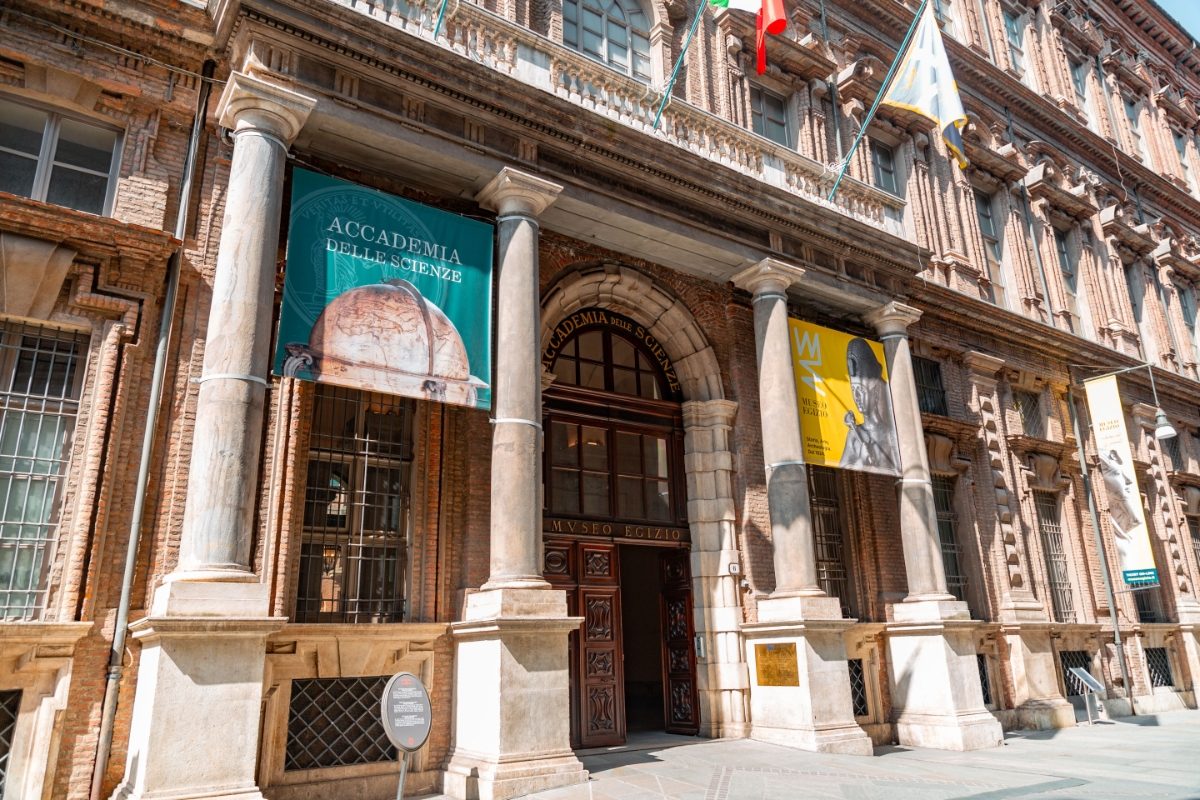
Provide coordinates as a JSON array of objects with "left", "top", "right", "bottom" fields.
[
  {"left": 563, "top": 0, "right": 651, "bottom": 81},
  {"left": 296, "top": 386, "right": 413, "bottom": 624},
  {"left": 0, "top": 323, "right": 86, "bottom": 621},
  {"left": 1012, "top": 390, "right": 1044, "bottom": 438},
  {"left": 551, "top": 328, "right": 666, "bottom": 400},
  {"left": 1145, "top": 647, "right": 1174, "bottom": 689},
  {"left": 1126, "top": 263, "right": 1145, "bottom": 325},
  {"left": 1069, "top": 58, "right": 1094, "bottom": 130},
  {"left": 932, "top": 475, "right": 968, "bottom": 604},
  {"left": 1174, "top": 130, "right": 1197, "bottom": 195},
  {"left": 913, "top": 356, "right": 948, "bottom": 415},
  {"left": 1187, "top": 514, "right": 1200, "bottom": 578},
  {"left": 847, "top": 658, "right": 869, "bottom": 717},
  {"left": 1003, "top": 11, "right": 1026, "bottom": 77},
  {"left": 1034, "top": 491, "right": 1074, "bottom": 622},
  {"left": 1059, "top": 650, "right": 1093, "bottom": 696},
  {"left": 1162, "top": 433, "right": 1183, "bottom": 472},
  {"left": 1135, "top": 586, "right": 1164, "bottom": 623},
  {"left": 750, "top": 87, "right": 789, "bottom": 146},
  {"left": 1123, "top": 96, "right": 1150, "bottom": 164},
  {"left": 548, "top": 422, "right": 675, "bottom": 523},
  {"left": 1056, "top": 229, "right": 1083, "bottom": 326},
  {"left": 934, "top": 0, "right": 959, "bottom": 39},
  {"left": 974, "top": 189, "right": 1007, "bottom": 307},
  {"left": 286, "top": 676, "right": 395, "bottom": 770},
  {"left": 0, "top": 96, "right": 120, "bottom": 215},
  {"left": 809, "top": 466, "right": 850, "bottom": 615},
  {"left": 0, "top": 689, "right": 18, "bottom": 794},
  {"left": 977, "top": 654, "right": 993, "bottom": 706},
  {"left": 1179, "top": 282, "right": 1198, "bottom": 349},
  {"left": 871, "top": 140, "right": 900, "bottom": 196}
]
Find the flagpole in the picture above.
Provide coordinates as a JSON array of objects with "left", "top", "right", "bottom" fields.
[
  {"left": 826, "top": 0, "right": 929, "bottom": 202},
  {"left": 433, "top": 0, "right": 451, "bottom": 39},
  {"left": 652, "top": 0, "right": 709, "bottom": 131}
]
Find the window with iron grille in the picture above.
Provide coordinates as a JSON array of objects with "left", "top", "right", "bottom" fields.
[
  {"left": 1135, "top": 587, "right": 1164, "bottom": 624},
  {"left": 1012, "top": 390, "right": 1045, "bottom": 439},
  {"left": 1144, "top": 647, "right": 1174, "bottom": 689},
  {"left": 913, "top": 356, "right": 948, "bottom": 416},
  {"left": 0, "top": 689, "right": 19, "bottom": 795},
  {"left": 286, "top": 676, "right": 396, "bottom": 770},
  {"left": 1059, "top": 650, "right": 1093, "bottom": 697},
  {"left": 808, "top": 466, "right": 850, "bottom": 615},
  {"left": 932, "top": 475, "right": 968, "bottom": 606},
  {"left": 296, "top": 385, "right": 413, "bottom": 623},
  {"left": 847, "top": 658, "right": 869, "bottom": 717},
  {"left": 0, "top": 323, "right": 86, "bottom": 620},
  {"left": 1034, "top": 491, "right": 1075, "bottom": 623},
  {"left": 977, "top": 654, "right": 993, "bottom": 707},
  {"left": 1188, "top": 515, "right": 1200, "bottom": 575}
]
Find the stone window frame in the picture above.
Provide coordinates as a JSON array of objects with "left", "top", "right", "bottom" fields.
[
  {"left": 999, "top": 4, "right": 1035, "bottom": 89},
  {"left": 1120, "top": 92, "right": 1152, "bottom": 167},
  {"left": 0, "top": 93, "right": 124, "bottom": 217},
  {"left": 971, "top": 185, "right": 1013, "bottom": 309},
  {"left": 1170, "top": 127, "right": 1198, "bottom": 197}
]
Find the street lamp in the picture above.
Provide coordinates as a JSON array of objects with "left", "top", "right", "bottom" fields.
[{"left": 1066, "top": 361, "right": 1175, "bottom": 717}]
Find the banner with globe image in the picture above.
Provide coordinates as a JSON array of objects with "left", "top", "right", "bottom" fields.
[{"left": 273, "top": 168, "right": 494, "bottom": 409}]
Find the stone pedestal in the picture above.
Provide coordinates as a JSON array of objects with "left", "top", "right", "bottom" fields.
[
  {"left": 1002, "top": 624, "right": 1076, "bottom": 730},
  {"left": 112, "top": 584, "right": 284, "bottom": 800},
  {"left": 743, "top": 596, "right": 873, "bottom": 755},
  {"left": 443, "top": 589, "right": 586, "bottom": 800},
  {"left": 886, "top": 601, "right": 1004, "bottom": 750}
]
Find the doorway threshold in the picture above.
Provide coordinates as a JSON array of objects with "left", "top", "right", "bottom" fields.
[{"left": 575, "top": 731, "right": 699, "bottom": 757}]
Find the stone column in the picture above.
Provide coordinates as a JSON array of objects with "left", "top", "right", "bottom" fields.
[
  {"left": 864, "top": 301, "right": 953, "bottom": 602},
  {"left": 733, "top": 259, "right": 871, "bottom": 756},
  {"left": 443, "top": 168, "right": 587, "bottom": 800},
  {"left": 112, "top": 73, "right": 315, "bottom": 800},
  {"left": 866, "top": 301, "right": 1004, "bottom": 751}
]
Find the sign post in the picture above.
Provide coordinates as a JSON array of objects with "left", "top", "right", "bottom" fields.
[{"left": 380, "top": 672, "right": 433, "bottom": 800}]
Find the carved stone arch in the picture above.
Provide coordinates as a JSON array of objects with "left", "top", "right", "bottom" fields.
[
  {"left": 540, "top": 261, "right": 747, "bottom": 739},
  {"left": 541, "top": 261, "right": 726, "bottom": 402}
]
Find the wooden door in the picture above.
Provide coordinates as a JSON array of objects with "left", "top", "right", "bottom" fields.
[
  {"left": 659, "top": 549, "right": 699, "bottom": 734},
  {"left": 545, "top": 538, "right": 625, "bottom": 748}
]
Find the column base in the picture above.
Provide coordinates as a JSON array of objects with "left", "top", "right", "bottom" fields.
[
  {"left": 111, "top": 581, "right": 283, "bottom": 800},
  {"left": 886, "top": 600, "right": 1003, "bottom": 752},
  {"left": 443, "top": 588, "right": 587, "bottom": 800},
  {"left": 742, "top": 599, "right": 873, "bottom": 757}
]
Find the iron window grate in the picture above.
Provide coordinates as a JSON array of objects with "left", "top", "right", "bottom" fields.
[
  {"left": 0, "top": 323, "right": 86, "bottom": 620},
  {"left": 1034, "top": 492, "right": 1075, "bottom": 623},
  {"left": 1161, "top": 434, "right": 1183, "bottom": 472},
  {"left": 809, "top": 467, "right": 849, "bottom": 615},
  {"left": 0, "top": 689, "right": 19, "bottom": 795},
  {"left": 977, "top": 654, "right": 992, "bottom": 707},
  {"left": 847, "top": 658, "right": 868, "bottom": 718},
  {"left": 913, "top": 356, "right": 948, "bottom": 416},
  {"left": 1060, "top": 650, "right": 1093, "bottom": 697},
  {"left": 1145, "top": 647, "right": 1174, "bottom": 689},
  {"left": 1012, "top": 390, "right": 1045, "bottom": 439},
  {"left": 932, "top": 475, "right": 968, "bottom": 606},
  {"left": 286, "top": 676, "right": 396, "bottom": 770},
  {"left": 1135, "top": 588, "right": 1164, "bottom": 624}
]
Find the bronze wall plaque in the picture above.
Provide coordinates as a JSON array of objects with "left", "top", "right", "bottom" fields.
[{"left": 754, "top": 643, "right": 799, "bottom": 687}]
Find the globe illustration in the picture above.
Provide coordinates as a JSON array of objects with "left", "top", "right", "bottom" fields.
[{"left": 286, "top": 279, "right": 484, "bottom": 405}]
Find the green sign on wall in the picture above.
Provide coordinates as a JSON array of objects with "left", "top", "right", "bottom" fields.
[{"left": 273, "top": 168, "right": 494, "bottom": 409}]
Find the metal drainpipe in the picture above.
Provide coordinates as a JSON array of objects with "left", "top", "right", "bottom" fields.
[{"left": 89, "top": 58, "right": 217, "bottom": 800}]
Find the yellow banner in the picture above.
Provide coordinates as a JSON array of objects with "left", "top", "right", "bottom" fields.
[
  {"left": 788, "top": 319, "right": 901, "bottom": 476},
  {"left": 1083, "top": 375, "right": 1158, "bottom": 586}
]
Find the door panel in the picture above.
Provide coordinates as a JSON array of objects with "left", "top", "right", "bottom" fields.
[
  {"left": 660, "top": 549, "right": 699, "bottom": 734},
  {"left": 579, "top": 579, "right": 624, "bottom": 746}
]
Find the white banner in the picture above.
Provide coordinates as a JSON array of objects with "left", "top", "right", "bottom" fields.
[{"left": 1083, "top": 375, "right": 1158, "bottom": 586}]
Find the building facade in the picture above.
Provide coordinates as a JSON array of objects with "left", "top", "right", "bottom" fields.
[{"left": 2, "top": 0, "right": 1200, "bottom": 798}]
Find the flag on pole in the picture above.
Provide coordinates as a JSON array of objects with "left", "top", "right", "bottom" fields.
[
  {"left": 710, "top": 0, "right": 786, "bottom": 75},
  {"left": 880, "top": 0, "right": 969, "bottom": 168}
]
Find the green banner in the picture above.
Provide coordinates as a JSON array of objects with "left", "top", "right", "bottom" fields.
[{"left": 274, "top": 168, "right": 494, "bottom": 409}]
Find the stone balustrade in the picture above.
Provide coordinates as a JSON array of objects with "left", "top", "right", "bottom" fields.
[{"left": 325, "top": 0, "right": 909, "bottom": 240}]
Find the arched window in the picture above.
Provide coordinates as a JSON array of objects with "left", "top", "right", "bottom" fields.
[
  {"left": 563, "top": 0, "right": 652, "bottom": 82},
  {"left": 550, "top": 326, "right": 668, "bottom": 400}
]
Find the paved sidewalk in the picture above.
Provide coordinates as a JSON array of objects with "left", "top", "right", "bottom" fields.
[{"left": 428, "top": 710, "right": 1200, "bottom": 799}]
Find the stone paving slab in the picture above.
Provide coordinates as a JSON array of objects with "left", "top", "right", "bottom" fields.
[{"left": 417, "top": 710, "right": 1200, "bottom": 800}]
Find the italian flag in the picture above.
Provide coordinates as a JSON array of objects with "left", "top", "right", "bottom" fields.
[{"left": 710, "top": 0, "right": 787, "bottom": 74}]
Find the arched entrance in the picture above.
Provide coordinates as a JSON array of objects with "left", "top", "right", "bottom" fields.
[{"left": 541, "top": 306, "right": 698, "bottom": 748}]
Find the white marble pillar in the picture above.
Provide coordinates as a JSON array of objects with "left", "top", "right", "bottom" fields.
[
  {"left": 866, "top": 301, "right": 1004, "bottom": 751},
  {"left": 733, "top": 259, "right": 871, "bottom": 756},
  {"left": 444, "top": 168, "right": 587, "bottom": 800},
  {"left": 864, "top": 301, "right": 953, "bottom": 602},
  {"left": 112, "top": 73, "right": 315, "bottom": 800}
]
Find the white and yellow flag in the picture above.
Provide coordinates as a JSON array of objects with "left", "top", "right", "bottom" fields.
[
  {"left": 1083, "top": 375, "right": 1158, "bottom": 586},
  {"left": 881, "top": 1, "right": 969, "bottom": 169}
]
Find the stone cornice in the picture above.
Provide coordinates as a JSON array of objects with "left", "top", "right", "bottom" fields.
[{"left": 0, "top": 193, "right": 178, "bottom": 266}]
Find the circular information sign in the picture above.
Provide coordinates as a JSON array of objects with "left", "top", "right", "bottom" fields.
[{"left": 380, "top": 672, "right": 432, "bottom": 752}]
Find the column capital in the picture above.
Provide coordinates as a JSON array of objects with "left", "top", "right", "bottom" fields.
[
  {"left": 477, "top": 167, "right": 563, "bottom": 217},
  {"left": 864, "top": 300, "right": 922, "bottom": 337},
  {"left": 963, "top": 350, "right": 1005, "bottom": 376},
  {"left": 216, "top": 71, "right": 317, "bottom": 145},
  {"left": 731, "top": 257, "right": 805, "bottom": 297},
  {"left": 682, "top": 398, "right": 739, "bottom": 428}
]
